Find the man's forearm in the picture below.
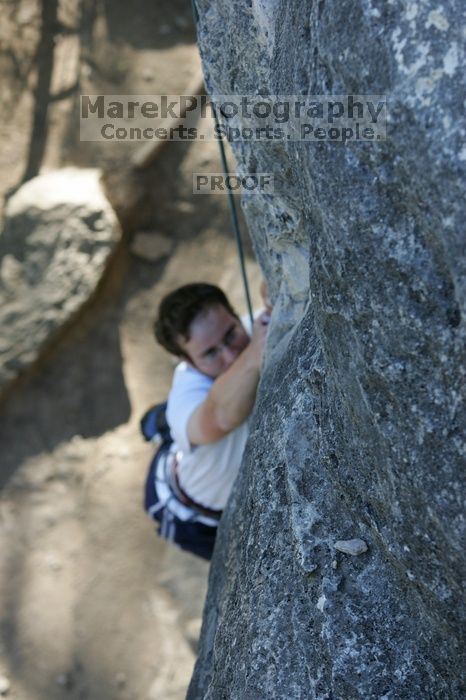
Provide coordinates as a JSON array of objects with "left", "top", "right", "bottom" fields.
[
  {"left": 187, "top": 345, "right": 261, "bottom": 445},
  {"left": 186, "top": 312, "right": 269, "bottom": 446},
  {"left": 206, "top": 345, "right": 260, "bottom": 432}
]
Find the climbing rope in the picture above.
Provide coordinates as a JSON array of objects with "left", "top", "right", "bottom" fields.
[{"left": 190, "top": 0, "right": 254, "bottom": 327}]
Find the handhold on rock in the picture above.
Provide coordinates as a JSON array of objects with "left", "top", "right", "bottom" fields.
[
  {"left": 55, "top": 673, "right": 73, "bottom": 689},
  {"left": 0, "top": 675, "right": 11, "bottom": 696},
  {"left": 334, "top": 538, "right": 368, "bottom": 556},
  {"left": 130, "top": 231, "right": 172, "bottom": 262}
]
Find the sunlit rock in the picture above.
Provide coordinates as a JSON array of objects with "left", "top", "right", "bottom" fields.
[{"left": 0, "top": 168, "right": 120, "bottom": 393}]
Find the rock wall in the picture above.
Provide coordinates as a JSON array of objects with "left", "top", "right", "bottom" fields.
[{"left": 188, "top": 1, "right": 466, "bottom": 698}]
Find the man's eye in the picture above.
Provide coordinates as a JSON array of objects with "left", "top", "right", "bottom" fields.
[{"left": 224, "top": 327, "right": 237, "bottom": 346}]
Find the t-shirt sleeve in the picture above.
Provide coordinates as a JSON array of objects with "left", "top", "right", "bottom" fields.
[{"left": 166, "top": 363, "right": 213, "bottom": 454}]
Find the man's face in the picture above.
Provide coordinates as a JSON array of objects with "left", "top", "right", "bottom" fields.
[{"left": 178, "top": 304, "right": 250, "bottom": 379}]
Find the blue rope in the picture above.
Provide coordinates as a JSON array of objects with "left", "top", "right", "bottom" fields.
[{"left": 190, "top": 0, "right": 254, "bottom": 327}]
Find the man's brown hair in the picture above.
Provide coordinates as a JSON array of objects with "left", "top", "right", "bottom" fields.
[{"left": 154, "top": 283, "right": 238, "bottom": 358}]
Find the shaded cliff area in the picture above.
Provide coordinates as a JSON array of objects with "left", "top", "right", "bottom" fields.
[{"left": 189, "top": 1, "right": 466, "bottom": 698}]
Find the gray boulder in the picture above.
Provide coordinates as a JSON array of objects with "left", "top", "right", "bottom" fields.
[
  {"left": 189, "top": 0, "right": 466, "bottom": 698},
  {"left": 0, "top": 168, "right": 120, "bottom": 393}
]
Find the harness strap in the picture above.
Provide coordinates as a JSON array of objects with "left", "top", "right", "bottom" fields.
[{"left": 168, "top": 454, "right": 223, "bottom": 521}]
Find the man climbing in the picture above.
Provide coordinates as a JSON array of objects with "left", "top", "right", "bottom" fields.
[{"left": 146, "top": 282, "right": 270, "bottom": 559}]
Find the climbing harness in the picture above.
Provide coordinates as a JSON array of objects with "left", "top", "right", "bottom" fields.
[
  {"left": 141, "top": 402, "right": 220, "bottom": 560},
  {"left": 190, "top": 0, "right": 254, "bottom": 328}
]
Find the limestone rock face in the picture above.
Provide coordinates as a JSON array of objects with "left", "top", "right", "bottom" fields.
[
  {"left": 0, "top": 168, "right": 120, "bottom": 392},
  {"left": 189, "top": 1, "right": 466, "bottom": 698}
]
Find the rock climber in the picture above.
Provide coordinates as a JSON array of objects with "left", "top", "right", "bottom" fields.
[{"left": 148, "top": 281, "right": 271, "bottom": 559}]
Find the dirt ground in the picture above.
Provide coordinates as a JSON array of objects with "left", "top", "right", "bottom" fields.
[{"left": 0, "top": 2, "right": 261, "bottom": 698}]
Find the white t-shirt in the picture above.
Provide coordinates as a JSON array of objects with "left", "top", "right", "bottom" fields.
[{"left": 166, "top": 362, "right": 249, "bottom": 510}]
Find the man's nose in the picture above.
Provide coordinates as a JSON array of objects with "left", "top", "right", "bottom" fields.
[{"left": 221, "top": 345, "right": 238, "bottom": 366}]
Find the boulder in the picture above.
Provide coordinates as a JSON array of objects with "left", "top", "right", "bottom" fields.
[
  {"left": 188, "top": 1, "right": 466, "bottom": 698},
  {"left": 0, "top": 168, "right": 120, "bottom": 393}
]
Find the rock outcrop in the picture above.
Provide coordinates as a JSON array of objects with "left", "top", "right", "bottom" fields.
[
  {"left": 0, "top": 168, "right": 120, "bottom": 394},
  {"left": 188, "top": 1, "right": 466, "bottom": 698}
]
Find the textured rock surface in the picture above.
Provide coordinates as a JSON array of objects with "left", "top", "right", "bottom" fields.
[
  {"left": 0, "top": 168, "right": 120, "bottom": 393},
  {"left": 189, "top": 1, "right": 466, "bottom": 698}
]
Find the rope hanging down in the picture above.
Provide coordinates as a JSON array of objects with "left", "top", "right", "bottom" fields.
[{"left": 190, "top": 0, "right": 254, "bottom": 327}]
